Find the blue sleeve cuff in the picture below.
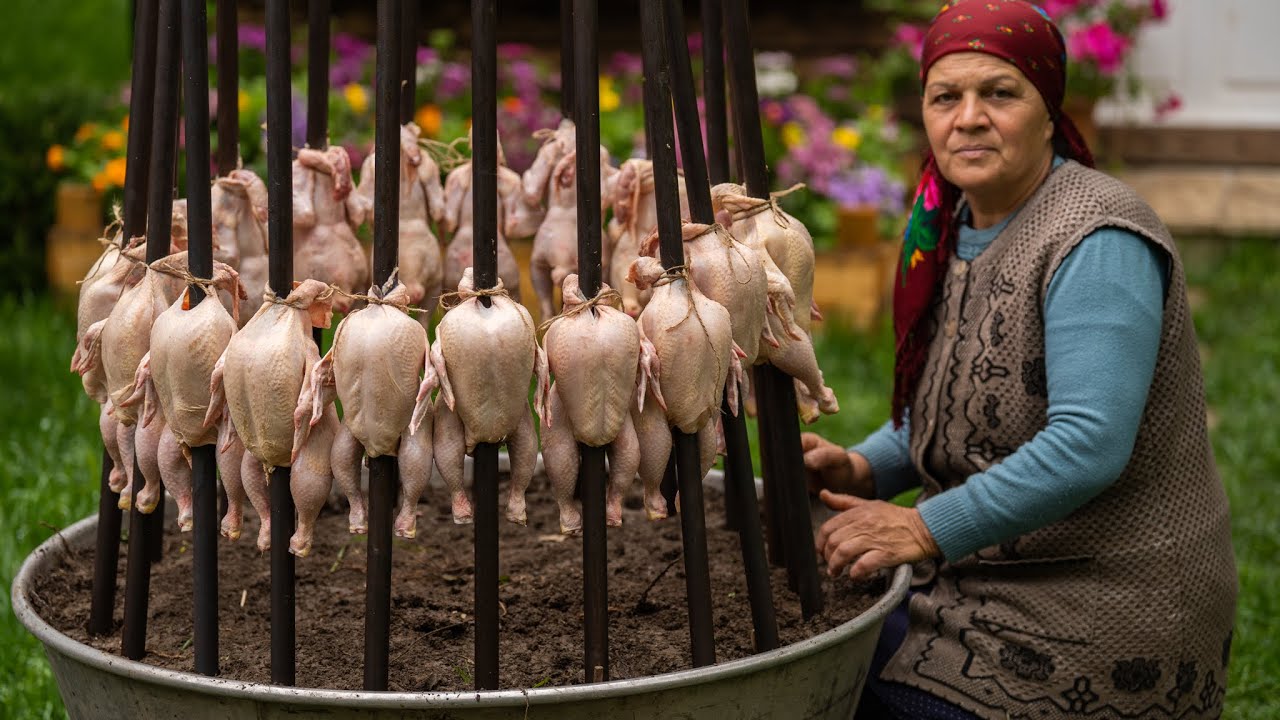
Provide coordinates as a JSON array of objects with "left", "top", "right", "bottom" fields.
[
  {"left": 850, "top": 418, "right": 919, "bottom": 500},
  {"left": 916, "top": 486, "right": 991, "bottom": 562}
]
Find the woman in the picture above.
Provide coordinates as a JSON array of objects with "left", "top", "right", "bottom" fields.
[{"left": 802, "top": 2, "right": 1237, "bottom": 718}]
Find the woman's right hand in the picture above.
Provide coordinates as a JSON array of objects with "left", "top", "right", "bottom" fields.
[{"left": 801, "top": 433, "right": 874, "bottom": 499}]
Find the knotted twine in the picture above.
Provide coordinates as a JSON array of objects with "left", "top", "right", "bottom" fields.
[
  {"left": 723, "top": 183, "right": 806, "bottom": 227},
  {"left": 537, "top": 285, "right": 624, "bottom": 336}
]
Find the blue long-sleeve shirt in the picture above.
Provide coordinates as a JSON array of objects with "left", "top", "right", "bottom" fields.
[{"left": 853, "top": 196, "right": 1170, "bottom": 562}]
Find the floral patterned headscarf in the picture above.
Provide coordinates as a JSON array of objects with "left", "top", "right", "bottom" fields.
[{"left": 891, "top": 0, "right": 1095, "bottom": 425}]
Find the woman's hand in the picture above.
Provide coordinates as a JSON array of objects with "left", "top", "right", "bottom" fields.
[
  {"left": 801, "top": 432, "right": 874, "bottom": 498},
  {"left": 814, "top": 490, "right": 940, "bottom": 580}
]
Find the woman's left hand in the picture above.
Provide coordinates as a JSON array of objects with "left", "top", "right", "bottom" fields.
[{"left": 815, "top": 490, "right": 941, "bottom": 581}]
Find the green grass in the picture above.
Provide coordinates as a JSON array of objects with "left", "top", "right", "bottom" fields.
[{"left": 2, "top": 237, "right": 1278, "bottom": 717}]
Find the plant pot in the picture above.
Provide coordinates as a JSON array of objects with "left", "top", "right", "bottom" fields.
[
  {"left": 13, "top": 470, "right": 911, "bottom": 720},
  {"left": 835, "top": 205, "right": 880, "bottom": 250},
  {"left": 47, "top": 182, "right": 107, "bottom": 295}
]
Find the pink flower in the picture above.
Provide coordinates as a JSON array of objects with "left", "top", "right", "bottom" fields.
[
  {"left": 1154, "top": 92, "right": 1182, "bottom": 120},
  {"left": 1150, "top": 0, "right": 1167, "bottom": 20},
  {"left": 922, "top": 174, "right": 941, "bottom": 212},
  {"left": 1039, "top": 0, "right": 1088, "bottom": 21},
  {"left": 892, "top": 23, "right": 926, "bottom": 61},
  {"left": 1068, "top": 22, "right": 1131, "bottom": 75}
]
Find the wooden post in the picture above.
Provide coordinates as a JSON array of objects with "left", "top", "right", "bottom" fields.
[
  {"left": 90, "top": 0, "right": 158, "bottom": 639},
  {"left": 471, "top": 0, "right": 501, "bottom": 692},
  {"left": 265, "top": 0, "right": 297, "bottom": 685},
  {"left": 122, "top": 0, "right": 180, "bottom": 661},
  {"left": 639, "top": 0, "right": 716, "bottom": 668},
  {"left": 180, "top": 0, "right": 220, "bottom": 676},
  {"left": 721, "top": 0, "right": 824, "bottom": 619}
]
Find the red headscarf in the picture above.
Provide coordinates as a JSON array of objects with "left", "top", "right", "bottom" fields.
[{"left": 890, "top": 0, "right": 1095, "bottom": 425}]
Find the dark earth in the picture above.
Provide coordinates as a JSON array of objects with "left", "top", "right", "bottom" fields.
[{"left": 32, "top": 476, "right": 885, "bottom": 691}]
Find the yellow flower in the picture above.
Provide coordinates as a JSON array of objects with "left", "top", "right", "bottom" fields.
[
  {"left": 91, "top": 171, "right": 109, "bottom": 192},
  {"left": 415, "top": 104, "right": 443, "bottom": 137},
  {"left": 100, "top": 130, "right": 125, "bottom": 151},
  {"left": 74, "top": 123, "right": 97, "bottom": 143},
  {"left": 832, "top": 126, "right": 862, "bottom": 152},
  {"left": 866, "top": 104, "right": 886, "bottom": 122},
  {"left": 122, "top": 114, "right": 129, "bottom": 133},
  {"left": 781, "top": 121, "right": 806, "bottom": 149},
  {"left": 104, "top": 157, "right": 128, "bottom": 188},
  {"left": 909, "top": 248, "right": 925, "bottom": 269},
  {"left": 343, "top": 83, "right": 369, "bottom": 114},
  {"left": 599, "top": 76, "right": 620, "bottom": 113},
  {"left": 46, "top": 144, "right": 65, "bottom": 171},
  {"left": 238, "top": 90, "right": 250, "bottom": 114}
]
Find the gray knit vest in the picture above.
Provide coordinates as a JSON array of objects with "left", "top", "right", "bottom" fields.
[{"left": 880, "top": 161, "right": 1237, "bottom": 719}]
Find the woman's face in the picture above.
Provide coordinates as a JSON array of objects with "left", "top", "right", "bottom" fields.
[{"left": 922, "top": 52, "right": 1054, "bottom": 201}]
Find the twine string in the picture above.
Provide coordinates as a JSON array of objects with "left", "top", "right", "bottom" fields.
[
  {"left": 728, "top": 183, "right": 806, "bottom": 228},
  {"left": 537, "top": 285, "right": 623, "bottom": 335}
]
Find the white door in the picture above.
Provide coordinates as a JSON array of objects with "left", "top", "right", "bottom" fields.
[{"left": 1097, "top": 0, "right": 1280, "bottom": 129}]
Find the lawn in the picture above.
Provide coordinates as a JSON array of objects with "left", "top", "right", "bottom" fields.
[{"left": 1, "top": 237, "right": 1277, "bottom": 718}]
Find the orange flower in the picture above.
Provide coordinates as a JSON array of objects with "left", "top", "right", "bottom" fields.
[
  {"left": 104, "top": 157, "right": 128, "bottom": 188},
  {"left": 100, "top": 130, "right": 125, "bottom": 151},
  {"left": 46, "top": 145, "right": 65, "bottom": 171},
  {"left": 414, "top": 104, "right": 443, "bottom": 137},
  {"left": 91, "top": 171, "right": 109, "bottom": 192},
  {"left": 909, "top": 248, "right": 925, "bottom": 269},
  {"left": 74, "top": 123, "right": 97, "bottom": 143},
  {"left": 501, "top": 96, "right": 523, "bottom": 114},
  {"left": 122, "top": 114, "right": 130, "bottom": 133}
]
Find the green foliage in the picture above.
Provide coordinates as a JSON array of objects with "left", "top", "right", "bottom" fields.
[{"left": 0, "top": 0, "right": 131, "bottom": 298}]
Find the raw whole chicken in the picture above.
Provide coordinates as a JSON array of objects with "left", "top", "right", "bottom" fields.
[
  {"left": 710, "top": 183, "right": 839, "bottom": 422},
  {"left": 293, "top": 146, "right": 368, "bottom": 312},
  {"left": 213, "top": 409, "right": 271, "bottom": 550},
  {"left": 522, "top": 118, "right": 617, "bottom": 321},
  {"left": 540, "top": 275, "right": 646, "bottom": 533},
  {"left": 440, "top": 136, "right": 537, "bottom": 302},
  {"left": 606, "top": 159, "right": 690, "bottom": 317},
  {"left": 312, "top": 281, "right": 436, "bottom": 537},
  {"left": 207, "top": 279, "right": 358, "bottom": 556},
  {"left": 115, "top": 263, "right": 244, "bottom": 528},
  {"left": 431, "top": 268, "right": 547, "bottom": 524},
  {"left": 627, "top": 257, "right": 743, "bottom": 518},
  {"left": 212, "top": 169, "right": 270, "bottom": 325},
  {"left": 350, "top": 123, "right": 447, "bottom": 315}
]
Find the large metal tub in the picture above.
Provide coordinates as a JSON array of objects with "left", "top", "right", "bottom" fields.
[{"left": 14, "top": 481, "right": 910, "bottom": 720}]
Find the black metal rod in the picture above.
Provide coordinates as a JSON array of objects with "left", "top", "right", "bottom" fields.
[
  {"left": 269, "top": 468, "right": 295, "bottom": 684},
  {"left": 215, "top": 0, "right": 238, "bottom": 175},
  {"left": 674, "top": 430, "right": 716, "bottom": 667},
  {"left": 363, "top": 457, "right": 397, "bottom": 690},
  {"left": 660, "top": 0, "right": 713, "bottom": 222},
  {"left": 699, "top": 0, "right": 729, "bottom": 185},
  {"left": 559, "top": 0, "right": 573, "bottom": 118},
  {"left": 306, "top": 0, "right": 330, "bottom": 149},
  {"left": 723, "top": 0, "right": 823, "bottom": 618},
  {"left": 721, "top": 391, "right": 779, "bottom": 651},
  {"left": 190, "top": 445, "right": 219, "bottom": 675},
  {"left": 88, "top": 448, "right": 121, "bottom": 636},
  {"left": 265, "top": 0, "right": 297, "bottom": 685},
  {"left": 473, "top": 443, "right": 500, "bottom": 690},
  {"left": 122, "top": 0, "right": 159, "bottom": 243},
  {"left": 181, "top": 0, "right": 219, "bottom": 676},
  {"left": 121, "top": 458, "right": 152, "bottom": 659},
  {"left": 720, "top": 0, "right": 768, "bottom": 197},
  {"left": 572, "top": 0, "right": 609, "bottom": 684},
  {"left": 362, "top": 0, "right": 403, "bottom": 692},
  {"left": 638, "top": 0, "right": 682, "bottom": 271},
  {"left": 579, "top": 445, "right": 609, "bottom": 682},
  {"left": 399, "top": 0, "right": 418, "bottom": 124},
  {"left": 471, "top": 0, "right": 498, "bottom": 294}
]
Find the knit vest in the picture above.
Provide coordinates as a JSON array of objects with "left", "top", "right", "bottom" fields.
[{"left": 880, "top": 161, "right": 1237, "bottom": 719}]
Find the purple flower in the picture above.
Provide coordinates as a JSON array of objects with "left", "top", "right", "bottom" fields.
[
  {"left": 238, "top": 24, "right": 267, "bottom": 53},
  {"left": 498, "top": 43, "right": 535, "bottom": 61},
  {"left": 417, "top": 47, "right": 439, "bottom": 66},
  {"left": 608, "top": 51, "right": 644, "bottom": 78},
  {"left": 333, "top": 32, "right": 370, "bottom": 60},
  {"left": 291, "top": 91, "right": 307, "bottom": 149},
  {"left": 437, "top": 62, "right": 470, "bottom": 100},
  {"left": 813, "top": 54, "right": 858, "bottom": 79},
  {"left": 826, "top": 167, "right": 905, "bottom": 212},
  {"left": 686, "top": 31, "right": 703, "bottom": 55}
]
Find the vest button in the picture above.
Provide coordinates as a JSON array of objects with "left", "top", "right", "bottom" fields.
[{"left": 952, "top": 260, "right": 969, "bottom": 276}]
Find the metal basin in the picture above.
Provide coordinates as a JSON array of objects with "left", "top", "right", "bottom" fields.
[{"left": 14, "top": 488, "right": 910, "bottom": 719}]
